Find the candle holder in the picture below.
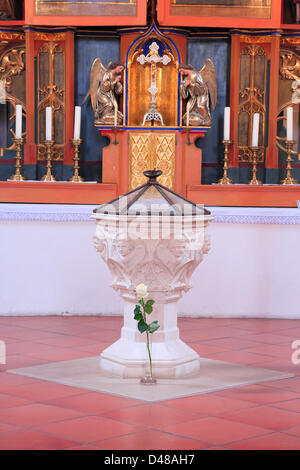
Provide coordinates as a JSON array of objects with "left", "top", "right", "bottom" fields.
[
  {"left": 249, "top": 147, "right": 262, "bottom": 185},
  {"left": 218, "top": 140, "right": 233, "bottom": 184},
  {"left": 184, "top": 127, "right": 192, "bottom": 146},
  {"left": 9, "top": 137, "right": 25, "bottom": 181},
  {"left": 113, "top": 127, "right": 119, "bottom": 146},
  {"left": 69, "top": 139, "right": 84, "bottom": 182},
  {"left": 41, "top": 140, "right": 56, "bottom": 182},
  {"left": 281, "top": 140, "right": 298, "bottom": 185}
]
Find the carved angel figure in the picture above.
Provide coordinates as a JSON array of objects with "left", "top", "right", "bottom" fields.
[
  {"left": 179, "top": 59, "right": 217, "bottom": 126},
  {"left": 84, "top": 58, "right": 124, "bottom": 125},
  {"left": 0, "top": 1, "right": 15, "bottom": 18}
]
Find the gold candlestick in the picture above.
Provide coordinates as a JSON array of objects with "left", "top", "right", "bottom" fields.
[
  {"left": 41, "top": 140, "right": 56, "bottom": 181},
  {"left": 281, "top": 140, "right": 298, "bottom": 185},
  {"left": 69, "top": 139, "right": 84, "bottom": 182},
  {"left": 218, "top": 140, "right": 233, "bottom": 184},
  {"left": 249, "top": 147, "right": 262, "bottom": 185},
  {"left": 9, "top": 137, "right": 25, "bottom": 181}
]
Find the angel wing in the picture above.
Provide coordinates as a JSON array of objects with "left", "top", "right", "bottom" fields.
[
  {"left": 82, "top": 57, "right": 107, "bottom": 112},
  {"left": 199, "top": 59, "right": 217, "bottom": 110}
]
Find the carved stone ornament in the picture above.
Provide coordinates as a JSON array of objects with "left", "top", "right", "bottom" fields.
[{"left": 92, "top": 170, "right": 212, "bottom": 378}]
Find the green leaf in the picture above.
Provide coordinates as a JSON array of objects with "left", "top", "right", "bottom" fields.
[
  {"left": 134, "top": 313, "right": 143, "bottom": 321},
  {"left": 149, "top": 321, "right": 160, "bottom": 334},
  {"left": 144, "top": 300, "right": 154, "bottom": 314},
  {"left": 138, "top": 319, "right": 148, "bottom": 334},
  {"left": 134, "top": 305, "right": 141, "bottom": 315}
]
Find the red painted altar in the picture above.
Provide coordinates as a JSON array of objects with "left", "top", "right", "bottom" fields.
[{"left": 1, "top": 0, "right": 300, "bottom": 207}]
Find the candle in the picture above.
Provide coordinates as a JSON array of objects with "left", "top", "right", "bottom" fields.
[
  {"left": 186, "top": 104, "right": 190, "bottom": 127},
  {"left": 0, "top": 80, "right": 5, "bottom": 104},
  {"left": 15, "top": 104, "right": 22, "bottom": 139},
  {"left": 73, "top": 106, "right": 81, "bottom": 140},
  {"left": 223, "top": 107, "right": 230, "bottom": 141},
  {"left": 286, "top": 106, "right": 293, "bottom": 141},
  {"left": 114, "top": 102, "right": 118, "bottom": 127},
  {"left": 252, "top": 113, "right": 260, "bottom": 147},
  {"left": 45, "top": 106, "right": 52, "bottom": 141}
]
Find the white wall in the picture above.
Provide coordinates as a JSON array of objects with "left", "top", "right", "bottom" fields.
[{"left": 0, "top": 204, "right": 299, "bottom": 318}]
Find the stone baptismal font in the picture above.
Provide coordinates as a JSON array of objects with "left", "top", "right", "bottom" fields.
[{"left": 92, "top": 170, "right": 213, "bottom": 379}]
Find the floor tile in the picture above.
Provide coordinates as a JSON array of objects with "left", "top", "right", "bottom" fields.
[
  {"left": 0, "top": 315, "right": 299, "bottom": 450},
  {"left": 35, "top": 336, "right": 100, "bottom": 348},
  {"left": 199, "top": 337, "right": 260, "bottom": 351},
  {"left": 163, "top": 416, "right": 272, "bottom": 446},
  {"left": 214, "top": 384, "right": 300, "bottom": 404},
  {"left": 93, "top": 429, "right": 209, "bottom": 450},
  {"left": 103, "top": 404, "right": 205, "bottom": 430},
  {"left": 0, "top": 421, "right": 20, "bottom": 433},
  {"left": 25, "top": 349, "right": 93, "bottom": 362},
  {"left": 0, "top": 403, "right": 85, "bottom": 427},
  {"left": 0, "top": 392, "right": 33, "bottom": 409},
  {"left": 246, "top": 344, "right": 293, "bottom": 359},
  {"left": 225, "top": 432, "right": 300, "bottom": 450},
  {"left": 6, "top": 341, "right": 59, "bottom": 355},
  {"left": 46, "top": 391, "right": 142, "bottom": 414},
  {"left": 260, "top": 377, "right": 300, "bottom": 393},
  {"left": 3, "top": 355, "right": 49, "bottom": 370},
  {"left": 67, "top": 444, "right": 102, "bottom": 450},
  {"left": 34, "top": 415, "right": 146, "bottom": 444},
  {"left": 161, "top": 395, "right": 257, "bottom": 416},
  {"left": 284, "top": 426, "right": 300, "bottom": 437},
  {"left": 0, "top": 429, "right": 77, "bottom": 450},
  {"left": 220, "top": 404, "right": 300, "bottom": 431},
  {"left": 241, "top": 333, "right": 291, "bottom": 345},
  {"left": 203, "top": 351, "right": 273, "bottom": 365},
  {"left": 4, "top": 381, "right": 87, "bottom": 402},
  {"left": 272, "top": 398, "right": 300, "bottom": 413},
  {"left": 0, "top": 372, "right": 39, "bottom": 391}
]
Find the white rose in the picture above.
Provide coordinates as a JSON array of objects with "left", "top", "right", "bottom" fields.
[{"left": 135, "top": 283, "right": 148, "bottom": 299}]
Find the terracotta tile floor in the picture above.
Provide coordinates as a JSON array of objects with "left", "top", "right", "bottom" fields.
[{"left": 0, "top": 315, "right": 300, "bottom": 450}]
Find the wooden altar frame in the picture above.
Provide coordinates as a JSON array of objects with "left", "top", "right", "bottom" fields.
[
  {"left": 25, "top": 0, "right": 147, "bottom": 27},
  {"left": 157, "top": 0, "right": 282, "bottom": 29}
]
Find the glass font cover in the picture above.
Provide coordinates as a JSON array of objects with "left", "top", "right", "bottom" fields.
[{"left": 93, "top": 170, "right": 211, "bottom": 217}]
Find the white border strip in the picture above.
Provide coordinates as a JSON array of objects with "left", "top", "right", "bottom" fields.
[{"left": 0, "top": 204, "right": 300, "bottom": 224}]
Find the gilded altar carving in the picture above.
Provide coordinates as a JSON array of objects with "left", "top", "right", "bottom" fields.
[
  {"left": 179, "top": 60, "right": 217, "bottom": 127},
  {"left": 277, "top": 48, "right": 300, "bottom": 160},
  {"left": 129, "top": 133, "right": 175, "bottom": 190},
  {"left": 0, "top": 46, "right": 25, "bottom": 92},
  {"left": 280, "top": 50, "right": 300, "bottom": 81},
  {"left": 129, "top": 133, "right": 151, "bottom": 189},
  {"left": 33, "top": 32, "right": 66, "bottom": 42},
  {"left": 0, "top": 43, "right": 26, "bottom": 152},
  {"left": 37, "top": 41, "right": 65, "bottom": 160},
  {"left": 238, "top": 43, "right": 266, "bottom": 162},
  {"left": 0, "top": 32, "right": 24, "bottom": 41},
  {"left": 127, "top": 32, "right": 178, "bottom": 127}
]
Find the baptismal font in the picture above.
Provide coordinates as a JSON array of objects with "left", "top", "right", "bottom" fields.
[{"left": 93, "top": 169, "right": 213, "bottom": 379}]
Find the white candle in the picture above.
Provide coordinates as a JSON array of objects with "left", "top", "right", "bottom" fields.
[
  {"left": 45, "top": 106, "right": 52, "bottom": 141},
  {"left": 252, "top": 113, "right": 260, "bottom": 147},
  {"left": 73, "top": 106, "right": 81, "bottom": 139},
  {"left": 223, "top": 107, "right": 230, "bottom": 141},
  {"left": 186, "top": 104, "right": 190, "bottom": 127},
  {"left": 286, "top": 106, "right": 293, "bottom": 141},
  {"left": 15, "top": 104, "right": 22, "bottom": 139},
  {"left": 114, "top": 102, "right": 118, "bottom": 128}
]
